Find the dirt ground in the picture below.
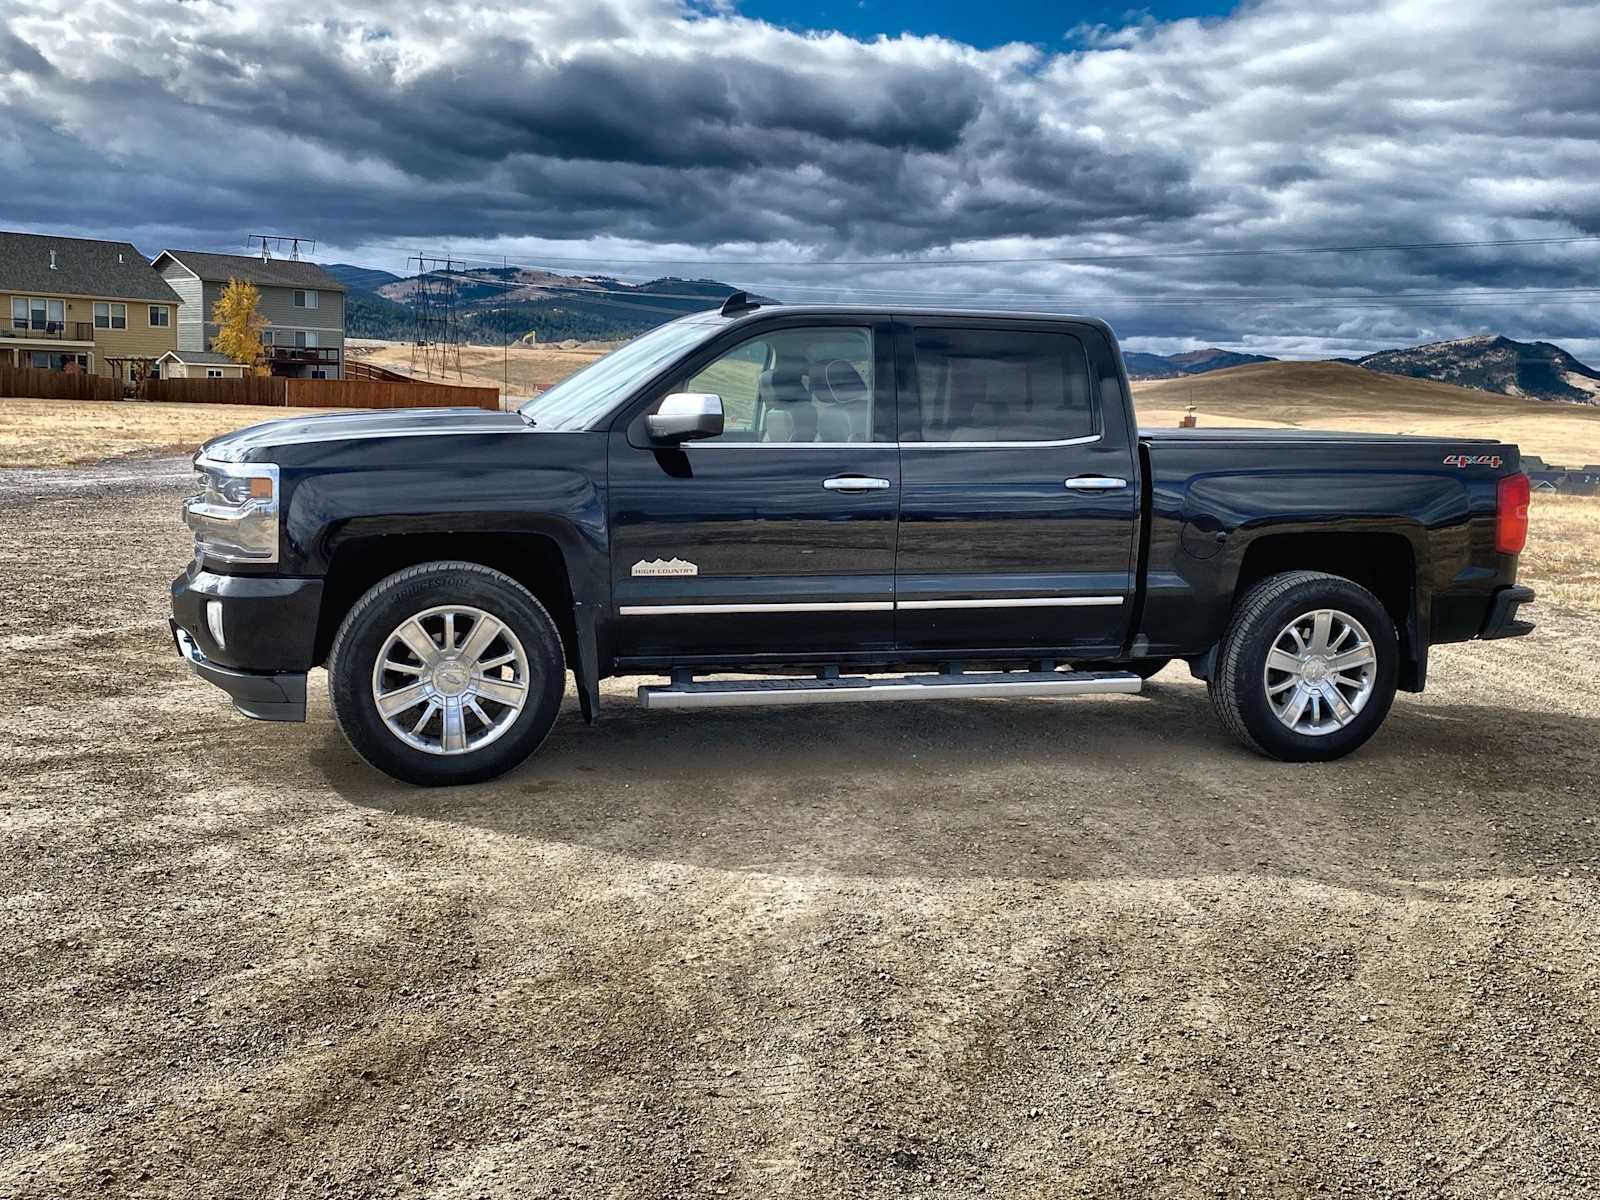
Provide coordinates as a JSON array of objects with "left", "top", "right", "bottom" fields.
[{"left": 1, "top": 460, "right": 1596, "bottom": 1199}]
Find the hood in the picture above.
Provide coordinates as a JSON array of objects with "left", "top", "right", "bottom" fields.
[{"left": 200, "top": 406, "right": 529, "bottom": 463}]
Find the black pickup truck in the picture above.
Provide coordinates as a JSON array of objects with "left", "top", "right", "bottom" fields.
[{"left": 171, "top": 295, "right": 1536, "bottom": 785}]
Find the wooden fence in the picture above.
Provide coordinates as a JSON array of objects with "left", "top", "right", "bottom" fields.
[
  {"left": 0, "top": 365, "right": 121, "bottom": 402},
  {"left": 142, "top": 377, "right": 501, "bottom": 411},
  {"left": 143, "top": 376, "right": 285, "bottom": 406}
]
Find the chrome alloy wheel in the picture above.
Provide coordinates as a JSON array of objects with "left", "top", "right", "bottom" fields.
[
  {"left": 1263, "top": 608, "right": 1378, "bottom": 736},
  {"left": 370, "top": 605, "right": 530, "bottom": 755}
]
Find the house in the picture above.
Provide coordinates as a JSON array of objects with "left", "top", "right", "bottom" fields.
[
  {"left": 0, "top": 231, "right": 181, "bottom": 381},
  {"left": 152, "top": 250, "right": 347, "bottom": 379},
  {"left": 156, "top": 350, "right": 249, "bottom": 379}
]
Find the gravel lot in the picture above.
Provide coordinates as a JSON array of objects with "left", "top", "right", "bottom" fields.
[{"left": 2, "top": 459, "right": 1596, "bottom": 1199}]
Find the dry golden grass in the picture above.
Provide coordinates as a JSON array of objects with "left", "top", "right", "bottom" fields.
[
  {"left": 1520, "top": 493, "right": 1600, "bottom": 610},
  {"left": 352, "top": 340, "right": 607, "bottom": 397},
  {"left": 1134, "top": 360, "right": 1600, "bottom": 465},
  {"left": 0, "top": 398, "right": 331, "bottom": 467}
]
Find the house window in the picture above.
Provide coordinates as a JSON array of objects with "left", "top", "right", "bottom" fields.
[
  {"left": 47, "top": 299, "right": 64, "bottom": 329},
  {"left": 293, "top": 290, "right": 318, "bottom": 309},
  {"left": 294, "top": 331, "right": 318, "bottom": 349},
  {"left": 10, "top": 298, "right": 25, "bottom": 329},
  {"left": 30, "top": 298, "right": 46, "bottom": 329},
  {"left": 94, "top": 302, "right": 127, "bottom": 330},
  {"left": 206, "top": 368, "right": 224, "bottom": 378},
  {"left": 148, "top": 305, "right": 170, "bottom": 327},
  {"left": 261, "top": 329, "right": 274, "bottom": 346},
  {"left": 311, "top": 369, "right": 328, "bottom": 379}
]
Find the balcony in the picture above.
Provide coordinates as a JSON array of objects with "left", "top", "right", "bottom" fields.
[
  {"left": 266, "top": 345, "right": 341, "bottom": 370},
  {"left": 1, "top": 320, "right": 96, "bottom": 343}
]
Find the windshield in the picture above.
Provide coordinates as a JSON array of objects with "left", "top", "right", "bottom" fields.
[{"left": 518, "top": 316, "right": 724, "bottom": 430}]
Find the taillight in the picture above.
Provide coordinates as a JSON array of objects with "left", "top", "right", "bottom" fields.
[{"left": 1496, "top": 472, "right": 1530, "bottom": 555}]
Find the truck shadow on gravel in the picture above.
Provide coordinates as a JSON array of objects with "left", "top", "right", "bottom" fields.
[{"left": 307, "top": 679, "right": 1599, "bottom": 888}]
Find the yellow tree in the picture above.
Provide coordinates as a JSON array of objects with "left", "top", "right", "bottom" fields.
[{"left": 210, "top": 278, "right": 269, "bottom": 376}]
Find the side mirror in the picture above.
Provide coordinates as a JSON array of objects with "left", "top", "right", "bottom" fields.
[{"left": 647, "top": 393, "right": 724, "bottom": 442}]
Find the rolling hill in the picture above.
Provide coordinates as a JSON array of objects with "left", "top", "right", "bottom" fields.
[
  {"left": 1123, "top": 347, "right": 1278, "bottom": 379},
  {"left": 1131, "top": 359, "right": 1600, "bottom": 464},
  {"left": 332, "top": 264, "right": 755, "bottom": 345},
  {"left": 323, "top": 263, "right": 404, "bottom": 292},
  {"left": 1356, "top": 335, "right": 1600, "bottom": 404}
]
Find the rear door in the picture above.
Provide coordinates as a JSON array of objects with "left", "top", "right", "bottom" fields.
[
  {"left": 892, "top": 317, "right": 1140, "bottom": 656},
  {"left": 607, "top": 317, "right": 900, "bottom": 660}
]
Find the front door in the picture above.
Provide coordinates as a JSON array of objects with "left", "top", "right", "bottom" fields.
[
  {"left": 893, "top": 318, "right": 1140, "bottom": 657},
  {"left": 608, "top": 318, "right": 899, "bottom": 660}
]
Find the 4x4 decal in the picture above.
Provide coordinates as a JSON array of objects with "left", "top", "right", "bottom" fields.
[{"left": 1443, "top": 453, "right": 1503, "bottom": 469}]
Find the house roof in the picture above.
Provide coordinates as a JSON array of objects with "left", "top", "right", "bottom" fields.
[
  {"left": 158, "top": 350, "right": 243, "bottom": 366},
  {"left": 0, "top": 231, "right": 182, "bottom": 303},
  {"left": 155, "top": 250, "right": 347, "bottom": 292}
]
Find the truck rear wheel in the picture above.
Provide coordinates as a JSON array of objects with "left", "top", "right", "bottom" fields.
[
  {"left": 1208, "top": 570, "right": 1397, "bottom": 762},
  {"left": 328, "top": 562, "right": 566, "bottom": 786}
]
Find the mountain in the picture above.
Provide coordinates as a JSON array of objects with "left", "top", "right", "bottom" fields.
[
  {"left": 338, "top": 264, "right": 755, "bottom": 344},
  {"left": 1356, "top": 336, "right": 1600, "bottom": 404},
  {"left": 323, "top": 263, "right": 404, "bottom": 292},
  {"left": 344, "top": 288, "right": 413, "bottom": 340},
  {"left": 1123, "top": 347, "right": 1278, "bottom": 379}
]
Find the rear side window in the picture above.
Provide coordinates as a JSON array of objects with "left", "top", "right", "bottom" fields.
[{"left": 908, "top": 327, "right": 1094, "bottom": 443}]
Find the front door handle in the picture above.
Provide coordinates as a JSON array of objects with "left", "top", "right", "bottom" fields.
[
  {"left": 1065, "top": 476, "right": 1128, "bottom": 491},
  {"left": 823, "top": 475, "right": 891, "bottom": 492}
]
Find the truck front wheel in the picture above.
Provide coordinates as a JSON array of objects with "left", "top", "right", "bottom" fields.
[
  {"left": 1208, "top": 570, "right": 1398, "bottom": 762},
  {"left": 328, "top": 562, "right": 566, "bottom": 786}
]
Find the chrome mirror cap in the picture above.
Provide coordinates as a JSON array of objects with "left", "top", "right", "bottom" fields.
[{"left": 647, "top": 393, "right": 724, "bottom": 442}]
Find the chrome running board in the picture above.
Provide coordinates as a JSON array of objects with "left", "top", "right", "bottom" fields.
[{"left": 637, "top": 668, "right": 1142, "bottom": 710}]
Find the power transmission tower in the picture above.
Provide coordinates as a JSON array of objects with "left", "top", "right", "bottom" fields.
[
  {"left": 247, "top": 234, "right": 315, "bottom": 262},
  {"left": 407, "top": 254, "right": 464, "bottom": 379}
]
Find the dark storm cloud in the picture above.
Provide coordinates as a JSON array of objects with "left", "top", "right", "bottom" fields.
[{"left": 3, "top": 0, "right": 1599, "bottom": 356}]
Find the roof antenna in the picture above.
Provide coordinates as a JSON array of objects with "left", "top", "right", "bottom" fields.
[{"left": 720, "top": 290, "right": 762, "bottom": 316}]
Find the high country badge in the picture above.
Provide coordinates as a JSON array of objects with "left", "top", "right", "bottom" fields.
[{"left": 632, "top": 558, "right": 699, "bottom": 577}]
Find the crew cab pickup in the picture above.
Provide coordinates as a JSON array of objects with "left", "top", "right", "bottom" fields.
[{"left": 170, "top": 295, "right": 1536, "bottom": 785}]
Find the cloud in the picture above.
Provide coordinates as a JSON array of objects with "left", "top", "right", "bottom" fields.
[{"left": 2, "top": 0, "right": 1599, "bottom": 357}]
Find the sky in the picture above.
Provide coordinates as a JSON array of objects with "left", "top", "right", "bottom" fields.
[{"left": 2, "top": 0, "right": 1598, "bottom": 360}]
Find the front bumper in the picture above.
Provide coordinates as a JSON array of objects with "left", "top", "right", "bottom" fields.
[
  {"left": 170, "top": 620, "right": 307, "bottom": 721},
  {"left": 170, "top": 564, "right": 321, "bottom": 723},
  {"left": 1480, "top": 584, "right": 1537, "bottom": 640}
]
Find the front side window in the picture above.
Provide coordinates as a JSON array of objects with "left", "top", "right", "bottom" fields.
[
  {"left": 149, "top": 305, "right": 170, "bottom": 327},
  {"left": 680, "top": 326, "right": 877, "bottom": 444},
  {"left": 907, "top": 327, "right": 1095, "bottom": 443}
]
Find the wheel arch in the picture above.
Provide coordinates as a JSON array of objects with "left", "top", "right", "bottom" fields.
[
  {"left": 1231, "top": 529, "right": 1424, "bottom": 690},
  {"left": 312, "top": 526, "right": 602, "bottom": 720}
]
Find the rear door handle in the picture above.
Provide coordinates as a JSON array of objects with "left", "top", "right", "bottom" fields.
[
  {"left": 823, "top": 476, "right": 891, "bottom": 492},
  {"left": 1065, "top": 476, "right": 1128, "bottom": 491}
]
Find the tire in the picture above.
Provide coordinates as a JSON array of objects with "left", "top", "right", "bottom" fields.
[
  {"left": 1208, "top": 570, "right": 1397, "bottom": 762},
  {"left": 328, "top": 561, "right": 566, "bottom": 786}
]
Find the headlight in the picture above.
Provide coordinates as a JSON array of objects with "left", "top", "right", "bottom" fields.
[{"left": 184, "top": 458, "right": 280, "bottom": 564}]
